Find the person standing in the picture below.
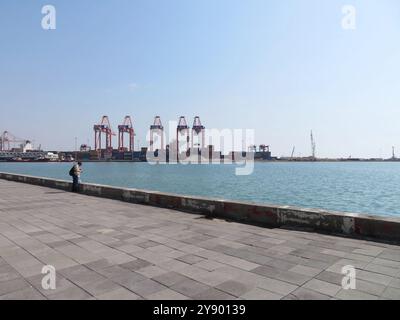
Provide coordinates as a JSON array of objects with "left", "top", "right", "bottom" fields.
[{"left": 69, "top": 162, "right": 83, "bottom": 192}]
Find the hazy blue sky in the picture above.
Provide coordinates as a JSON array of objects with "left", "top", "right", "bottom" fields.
[{"left": 0, "top": 0, "right": 399, "bottom": 158}]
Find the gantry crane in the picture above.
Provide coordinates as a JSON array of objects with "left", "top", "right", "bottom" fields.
[
  {"left": 118, "top": 116, "right": 134, "bottom": 152},
  {"left": 94, "top": 116, "right": 115, "bottom": 151},
  {"left": 191, "top": 116, "right": 205, "bottom": 149},
  {"left": 149, "top": 116, "right": 164, "bottom": 151},
  {"left": 0, "top": 131, "right": 29, "bottom": 151},
  {"left": 176, "top": 116, "right": 189, "bottom": 160}
]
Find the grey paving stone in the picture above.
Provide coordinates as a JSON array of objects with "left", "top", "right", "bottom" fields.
[
  {"left": 96, "top": 287, "right": 141, "bottom": 300},
  {"left": 84, "top": 258, "right": 115, "bottom": 271},
  {"left": 372, "top": 257, "right": 400, "bottom": 269},
  {"left": 119, "top": 259, "right": 153, "bottom": 271},
  {"left": 336, "top": 289, "right": 379, "bottom": 300},
  {"left": 193, "top": 260, "right": 225, "bottom": 271},
  {"left": 47, "top": 240, "right": 73, "bottom": 248},
  {"left": 47, "top": 286, "right": 93, "bottom": 300},
  {"left": 64, "top": 269, "right": 106, "bottom": 287},
  {"left": 136, "top": 265, "right": 168, "bottom": 278},
  {"left": 272, "top": 270, "right": 313, "bottom": 286},
  {"left": 353, "top": 247, "right": 384, "bottom": 257},
  {"left": 302, "top": 279, "right": 341, "bottom": 297},
  {"left": 95, "top": 265, "right": 139, "bottom": 279},
  {"left": 356, "top": 270, "right": 393, "bottom": 286},
  {"left": 289, "top": 265, "right": 322, "bottom": 277},
  {"left": 257, "top": 277, "right": 298, "bottom": 296},
  {"left": 377, "top": 250, "right": 400, "bottom": 262},
  {"left": 106, "top": 253, "right": 136, "bottom": 265},
  {"left": 115, "top": 243, "right": 143, "bottom": 254},
  {"left": 216, "top": 280, "right": 255, "bottom": 297},
  {"left": 321, "top": 249, "right": 347, "bottom": 258},
  {"left": 171, "top": 279, "right": 211, "bottom": 298},
  {"left": 1, "top": 179, "right": 400, "bottom": 300},
  {"left": 344, "top": 253, "right": 375, "bottom": 263},
  {"left": 381, "top": 287, "right": 400, "bottom": 300},
  {"left": 81, "top": 279, "right": 122, "bottom": 296},
  {"left": 0, "top": 265, "right": 21, "bottom": 282},
  {"left": 289, "top": 287, "right": 331, "bottom": 300},
  {"left": 177, "top": 265, "right": 209, "bottom": 280},
  {"left": 315, "top": 271, "right": 343, "bottom": 286},
  {"left": 192, "top": 269, "right": 234, "bottom": 287},
  {"left": 363, "top": 263, "right": 399, "bottom": 277},
  {"left": 263, "top": 258, "right": 297, "bottom": 271},
  {"left": 240, "top": 288, "right": 283, "bottom": 300},
  {"left": 157, "top": 259, "right": 190, "bottom": 271},
  {"left": 138, "top": 241, "right": 160, "bottom": 249},
  {"left": 225, "top": 249, "right": 273, "bottom": 265},
  {"left": 194, "top": 288, "right": 236, "bottom": 300},
  {"left": 0, "top": 278, "right": 31, "bottom": 296},
  {"left": 389, "top": 278, "right": 400, "bottom": 289},
  {"left": 153, "top": 271, "right": 190, "bottom": 287},
  {"left": 122, "top": 278, "right": 167, "bottom": 297},
  {"left": 26, "top": 273, "right": 76, "bottom": 296},
  {"left": 355, "top": 279, "right": 386, "bottom": 296},
  {"left": 146, "top": 288, "right": 189, "bottom": 300},
  {"left": 251, "top": 265, "right": 281, "bottom": 278},
  {"left": 177, "top": 254, "right": 205, "bottom": 265},
  {"left": 0, "top": 287, "right": 45, "bottom": 300}
]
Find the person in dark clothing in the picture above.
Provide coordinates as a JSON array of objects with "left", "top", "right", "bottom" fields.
[{"left": 70, "top": 162, "right": 82, "bottom": 192}]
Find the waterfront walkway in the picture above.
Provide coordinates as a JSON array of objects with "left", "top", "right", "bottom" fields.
[{"left": 0, "top": 180, "right": 399, "bottom": 300}]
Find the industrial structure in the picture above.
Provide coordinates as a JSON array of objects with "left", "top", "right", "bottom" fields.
[
  {"left": 0, "top": 131, "right": 33, "bottom": 152},
  {"left": 191, "top": 116, "right": 205, "bottom": 150},
  {"left": 176, "top": 116, "right": 190, "bottom": 159},
  {"left": 0, "top": 115, "right": 273, "bottom": 162},
  {"left": 118, "top": 116, "right": 134, "bottom": 152},
  {"left": 259, "top": 144, "right": 270, "bottom": 153},
  {"left": 88, "top": 115, "right": 272, "bottom": 162},
  {"left": 94, "top": 116, "right": 114, "bottom": 152},
  {"left": 4, "top": 120, "right": 400, "bottom": 162},
  {"left": 0, "top": 130, "right": 56, "bottom": 162},
  {"left": 149, "top": 116, "right": 164, "bottom": 151}
]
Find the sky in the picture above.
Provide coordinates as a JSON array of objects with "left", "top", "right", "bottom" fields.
[{"left": 0, "top": 0, "right": 399, "bottom": 158}]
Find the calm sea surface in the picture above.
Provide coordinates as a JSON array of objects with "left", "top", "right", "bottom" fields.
[{"left": 1, "top": 162, "right": 399, "bottom": 217}]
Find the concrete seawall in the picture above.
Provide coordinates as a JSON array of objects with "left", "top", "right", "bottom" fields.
[{"left": 1, "top": 172, "right": 400, "bottom": 243}]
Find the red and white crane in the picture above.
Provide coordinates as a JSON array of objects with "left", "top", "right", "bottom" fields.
[
  {"left": 94, "top": 116, "right": 115, "bottom": 151},
  {"left": 118, "top": 116, "right": 134, "bottom": 152}
]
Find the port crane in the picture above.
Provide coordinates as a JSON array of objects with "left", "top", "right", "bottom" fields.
[
  {"left": 0, "top": 131, "right": 31, "bottom": 151},
  {"left": 118, "top": 116, "right": 134, "bottom": 152},
  {"left": 94, "top": 116, "right": 115, "bottom": 151},
  {"left": 176, "top": 116, "right": 190, "bottom": 160},
  {"left": 149, "top": 116, "right": 164, "bottom": 151},
  {"left": 191, "top": 116, "right": 205, "bottom": 149}
]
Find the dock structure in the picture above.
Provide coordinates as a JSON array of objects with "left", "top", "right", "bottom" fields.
[{"left": 0, "top": 179, "right": 400, "bottom": 300}]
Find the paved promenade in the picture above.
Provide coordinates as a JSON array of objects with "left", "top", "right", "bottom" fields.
[{"left": 0, "top": 180, "right": 400, "bottom": 300}]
